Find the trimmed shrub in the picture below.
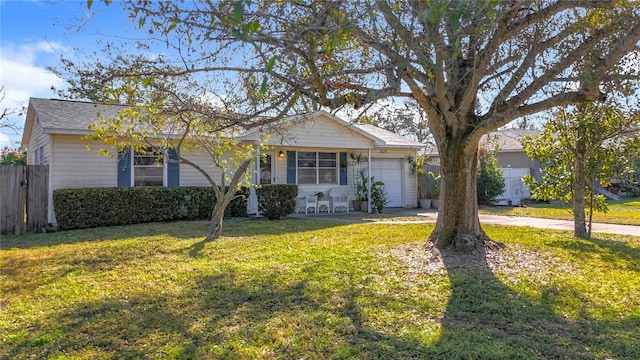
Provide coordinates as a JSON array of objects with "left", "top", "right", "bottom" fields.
[
  {"left": 54, "top": 186, "right": 249, "bottom": 230},
  {"left": 255, "top": 184, "right": 298, "bottom": 220}
]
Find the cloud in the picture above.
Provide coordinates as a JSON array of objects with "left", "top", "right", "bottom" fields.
[
  {"left": 0, "top": 132, "right": 12, "bottom": 148},
  {"left": 0, "top": 41, "right": 69, "bottom": 144},
  {"left": 1, "top": 40, "right": 68, "bottom": 104}
]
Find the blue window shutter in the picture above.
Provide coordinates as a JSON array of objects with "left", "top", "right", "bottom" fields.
[
  {"left": 167, "top": 148, "right": 180, "bottom": 187},
  {"left": 340, "top": 152, "right": 348, "bottom": 185},
  {"left": 117, "top": 148, "right": 131, "bottom": 187},
  {"left": 286, "top": 151, "right": 296, "bottom": 184}
]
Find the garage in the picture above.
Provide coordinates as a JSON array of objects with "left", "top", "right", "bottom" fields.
[{"left": 371, "top": 158, "right": 403, "bottom": 207}]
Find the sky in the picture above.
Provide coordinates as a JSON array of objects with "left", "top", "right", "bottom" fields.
[
  {"left": 2, "top": 2, "right": 635, "bottom": 149},
  {"left": 0, "top": 1, "right": 404, "bottom": 149},
  {"left": 0, "top": 0, "right": 139, "bottom": 148}
]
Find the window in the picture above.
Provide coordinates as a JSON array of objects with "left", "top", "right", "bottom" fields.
[
  {"left": 297, "top": 151, "right": 337, "bottom": 184},
  {"left": 118, "top": 147, "right": 179, "bottom": 187},
  {"left": 33, "top": 148, "right": 40, "bottom": 165},
  {"left": 34, "top": 146, "right": 44, "bottom": 165},
  {"left": 133, "top": 148, "right": 164, "bottom": 186}
]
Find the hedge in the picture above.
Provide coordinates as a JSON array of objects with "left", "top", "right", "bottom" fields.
[
  {"left": 255, "top": 184, "right": 298, "bottom": 220},
  {"left": 53, "top": 186, "right": 249, "bottom": 230}
]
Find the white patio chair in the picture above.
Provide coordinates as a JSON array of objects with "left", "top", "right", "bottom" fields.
[
  {"left": 329, "top": 187, "right": 353, "bottom": 213},
  {"left": 296, "top": 194, "right": 318, "bottom": 214}
]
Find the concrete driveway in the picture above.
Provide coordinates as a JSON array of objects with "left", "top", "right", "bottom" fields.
[
  {"left": 291, "top": 208, "right": 639, "bottom": 236},
  {"left": 416, "top": 211, "right": 640, "bottom": 237}
]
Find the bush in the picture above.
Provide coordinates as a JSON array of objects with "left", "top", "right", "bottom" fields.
[
  {"left": 371, "top": 180, "right": 387, "bottom": 213},
  {"left": 54, "top": 186, "right": 249, "bottom": 230},
  {"left": 255, "top": 184, "right": 298, "bottom": 220},
  {"left": 477, "top": 152, "right": 506, "bottom": 205}
]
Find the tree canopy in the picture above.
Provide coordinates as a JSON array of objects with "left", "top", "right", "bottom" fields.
[
  {"left": 523, "top": 103, "right": 640, "bottom": 238},
  {"left": 74, "top": 0, "right": 640, "bottom": 251},
  {"left": 55, "top": 23, "right": 311, "bottom": 241}
]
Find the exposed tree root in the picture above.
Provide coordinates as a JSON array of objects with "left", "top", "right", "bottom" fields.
[{"left": 424, "top": 233, "right": 505, "bottom": 259}]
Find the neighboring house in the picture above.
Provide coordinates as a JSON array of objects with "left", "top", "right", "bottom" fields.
[
  {"left": 424, "top": 129, "right": 542, "bottom": 178},
  {"left": 482, "top": 129, "right": 541, "bottom": 205},
  {"left": 423, "top": 129, "right": 541, "bottom": 205},
  {"left": 21, "top": 97, "right": 425, "bottom": 225},
  {"left": 481, "top": 129, "right": 542, "bottom": 179}
]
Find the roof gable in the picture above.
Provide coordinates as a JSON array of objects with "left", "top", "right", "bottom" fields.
[
  {"left": 30, "top": 97, "right": 126, "bottom": 132},
  {"left": 354, "top": 123, "right": 426, "bottom": 148},
  {"left": 244, "top": 110, "right": 424, "bottom": 149},
  {"left": 21, "top": 99, "right": 425, "bottom": 150},
  {"left": 22, "top": 97, "right": 127, "bottom": 146}
]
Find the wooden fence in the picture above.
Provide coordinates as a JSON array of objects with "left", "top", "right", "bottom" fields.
[
  {"left": 0, "top": 165, "right": 48, "bottom": 235},
  {"left": 418, "top": 164, "right": 441, "bottom": 198}
]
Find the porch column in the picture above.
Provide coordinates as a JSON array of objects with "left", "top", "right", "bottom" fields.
[
  {"left": 368, "top": 148, "right": 372, "bottom": 213},
  {"left": 255, "top": 145, "right": 261, "bottom": 184},
  {"left": 248, "top": 143, "right": 260, "bottom": 215}
]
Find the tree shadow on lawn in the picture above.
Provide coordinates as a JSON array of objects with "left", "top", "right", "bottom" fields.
[
  {"left": 1, "top": 221, "right": 210, "bottom": 250},
  {"left": 4, "top": 267, "right": 420, "bottom": 359},
  {"left": 5, "top": 241, "right": 638, "bottom": 359},
  {"left": 187, "top": 219, "right": 359, "bottom": 258},
  {"left": 1, "top": 218, "right": 347, "bottom": 250},
  {"left": 547, "top": 236, "right": 640, "bottom": 273},
  {"left": 426, "top": 247, "right": 639, "bottom": 359},
  {"left": 6, "top": 265, "right": 436, "bottom": 359},
  {"left": 3, "top": 272, "right": 313, "bottom": 359}
]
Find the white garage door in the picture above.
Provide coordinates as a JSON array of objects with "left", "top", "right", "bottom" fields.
[{"left": 371, "top": 158, "right": 403, "bottom": 207}]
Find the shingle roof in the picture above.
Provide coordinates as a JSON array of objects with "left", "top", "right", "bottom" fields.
[
  {"left": 24, "top": 99, "right": 426, "bottom": 150},
  {"left": 29, "top": 97, "right": 127, "bottom": 133},
  {"left": 423, "top": 128, "right": 541, "bottom": 157},
  {"left": 354, "top": 123, "right": 425, "bottom": 148},
  {"left": 480, "top": 129, "right": 540, "bottom": 152}
]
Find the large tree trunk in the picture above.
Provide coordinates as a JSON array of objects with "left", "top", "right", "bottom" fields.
[
  {"left": 427, "top": 137, "right": 490, "bottom": 252},
  {"left": 573, "top": 142, "right": 589, "bottom": 239}
]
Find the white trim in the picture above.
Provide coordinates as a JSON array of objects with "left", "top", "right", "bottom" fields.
[
  {"left": 130, "top": 150, "right": 134, "bottom": 186},
  {"left": 373, "top": 144, "right": 426, "bottom": 149},
  {"left": 43, "top": 128, "right": 93, "bottom": 135},
  {"left": 163, "top": 155, "right": 168, "bottom": 187},
  {"left": 296, "top": 151, "right": 339, "bottom": 185},
  {"left": 256, "top": 145, "right": 261, "bottom": 185},
  {"left": 247, "top": 146, "right": 261, "bottom": 215},
  {"left": 48, "top": 135, "right": 55, "bottom": 225},
  {"left": 367, "top": 149, "right": 372, "bottom": 213},
  {"left": 129, "top": 148, "right": 166, "bottom": 187}
]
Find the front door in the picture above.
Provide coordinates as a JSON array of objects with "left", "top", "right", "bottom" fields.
[{"left": 260, "top": 153, "right": 274, "bottom": 184}]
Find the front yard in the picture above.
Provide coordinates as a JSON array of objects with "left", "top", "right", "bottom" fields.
[
  {"left": 480, "top": 197, "right": 640, "bottom": 225},
  {"left": 1, "top": 219, "right": 639, "bottom": 359}
]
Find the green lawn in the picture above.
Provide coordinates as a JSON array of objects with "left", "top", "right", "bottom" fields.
[
  {"left": 480, "top": 197, "right": 640, "bottom": 225},
  {"left": 1, "top": 219, "right": 639, "bottom": 359}
]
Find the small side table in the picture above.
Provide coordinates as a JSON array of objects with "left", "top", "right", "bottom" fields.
[{"left": 317, "top": 200, "right": 331, "bottom": 213}]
